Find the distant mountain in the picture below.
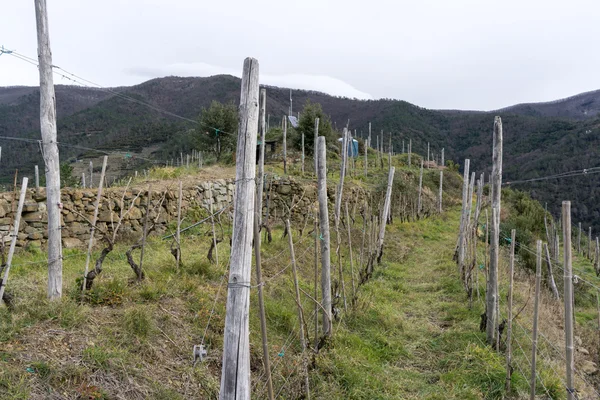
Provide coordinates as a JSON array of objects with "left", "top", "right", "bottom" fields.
[{"left": 2, "top": 76, "right": 600, "bottom": 232}]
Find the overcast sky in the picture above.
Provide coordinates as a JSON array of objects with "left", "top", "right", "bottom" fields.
[{"left": 1, "top": 0, "right": 599, "bottom": 110}]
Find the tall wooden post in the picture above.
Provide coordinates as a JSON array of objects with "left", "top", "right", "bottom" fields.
[
  {"left": 427, "top": 142, "right": 430, "bottom": 168},
  {"left": 282, "top": 115, "right": 288, "bottom": 174},
  {"left": 313, "top": 215, "right": 319, "bottom": 350},
  {"left": 301, "top": 133, "right": 305, "bottom": 174},
  {"left": 285, "top": 220, "right": 310, "bottom": 399},
  {"left": 578, "top": 222, "right": 582, "bottom": 254},
  {"left": 81, "top": 173, "right": 86, "bottom": 188},
  {"left": 364, "top": 137, "right": 368, "bottom": 178},
  {"left": 438, "top": 170, "right": 443, "bottom": 213},
  {"left": 544, "top": 243, "right": 560, "bottom": 299},
  {"left": 505, "top": 229, "right": 516, "bottom": 393},
  {"left": 34, "top": 165, "right": 39, "bottom": 190},
  {"left": 81, "top": 156, "right": 108, "bottom": 295},
  {"left": 458, "top": 159, "right": 471, "bottom": 276},
  {"left": 487, "top": 117, "right": 503, "bottom": 346},
  {"left": 417, "top": 160, "right": 424, "bottom": 215},
  {"left": 562, "top": 201, "right": 575, "bottom": 400},
  {"left": 35, "top": 0, "right": 63, "bottom": 300},
  {"left": 441, "top": 148, "right": 445, "bottom": 167},
  {"left": 314, "top": 118, "right": 320, "bottom": 176},
  {"left": 377, "top": 167, "right": 395, "bottom": 264},
  {"left": 257, "top": 88, "right": 267, "bottom": 228},
  {"left": 335, "top": 128, "right": 348, "bottom": 225},
  {"left": 316, "top": 136, "right": 332, "bottom": 337},
  {"left": 219, "top": 57, "right": 259, "bottom": 400},
  {"left": 254, "top": 179, "right": 274, "bottom": 400},
  {"left": 0, "top": 178, "right": 29, "bottom": 303},
  {"left": 408, "top": 139, "right": 412, "bottom": 167},
  {"left": 530, "top": 240, "right": 542, "bottom": 400},
  {"left": 589, "top": 226, "right": 592, "bottom": 260},
  {"left": 89, "top": 161, "right": 93, "bottom": 188},
  {"left": 176, "top": 180, "right": 182, "bottom": 269}
]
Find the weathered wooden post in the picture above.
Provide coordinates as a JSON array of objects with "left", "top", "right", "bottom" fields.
[
  {"left": 283, "top": 115, "right": 288, "bottom": 174},
  {"left": 335, "top": 128, "right": 348, "bottom": 225},
  {"left": 458, "top": 159, "right": 471, "bottom": 276},
  {"left": 34, "top": 165, "right": 39, "bottom": 190},
  {"left": 364, "top": 137, "right": 368, "bottom": 178},
  {"left": 89, "top": 161, "right": 93, "bottom": 188},
  {"left": 219, "top": 57, "right": 259, "bottom": 400},
  {"left": 285, "top": 219, "right": 311, "bottom": 399},
  {"left": 589, "top": 226, "right": 593, "bottom": 260},
  {"left": 438, "top": 170, "right": 443, "bottom": 213},
  {"left": 316, "top": 136, "right": 332, "bottom": 337},
  {"left": 301, "top": 133, "right": 305, "bottom": 174},
  {"left": 562, "top": 201, "right": 575, "bottom": 400},
  {"left": 81, "top": 173, "right": 86, "bottom": 188},
  {"left": 0, "top": 177, "right": 29, "bottom": 303},
  {"left": 314, "top": 118, "right": 320, "bottom": 176},
  {"left": 417, "top": 160, "right": 424, "bottom": 215},
  {"left": 408, "top": 139, "right": 412, "bottom": 167},
  {"left": 427, "top": 142, "right": 430, "bottom": 168},
  {"left": 544, "top": 243, "right": 560, "bottom": 299},
  {"left": 441, "top": 148, "right": 445, "bottom": 167},
  {"left": 530, "top": 240, "right": 542, "bottom": 400},
  {"left": 81, "top": 156, "right": 108, "bottom": 296},
  {"left": 176, "top": 180, "right": 182, "bottom": 269},
  {"left": 377, "top": 167, "right": 395, "bottom": 264},
  {"left": 186, "top": 154, "right": 190, "bottom": 168},
  {"left": 578, "top": 222, "right": 582, "bottom": 254},
  {"left": 35, "top": 0, "right": 63, "bottom": 300},
  {"left": 257, "top": 88, "right": 267, "bottom": 228},
  {"left": 505, "top": 229, "right": 516, "bottom": 393},
  {"left": 487, "top": 116, "right": 503, "bottom": 346},
  {"left": 313, "top": 215, "right": 319, "bottom": 350}
]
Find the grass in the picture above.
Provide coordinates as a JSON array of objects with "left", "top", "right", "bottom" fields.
[{"left": 0, "top": 155, "right": 581, "bottom": 399}]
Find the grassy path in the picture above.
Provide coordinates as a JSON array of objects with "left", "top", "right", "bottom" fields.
[{"left": 310, "top": 208, "right": 522, "bottom": 399}]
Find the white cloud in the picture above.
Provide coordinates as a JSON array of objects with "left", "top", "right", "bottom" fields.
[{"left": 126, "top": 62, "right": 373, "bottom": 100}]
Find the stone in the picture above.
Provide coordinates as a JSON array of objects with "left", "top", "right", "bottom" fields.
[
  {"left": 63, "top": 237, "right": 83, "bottom": 249},
  {"left": 70, "top": 222, "right": 89, "bottom": 236},
  {"left": 22, "top": 212, "right": 46, "bottom": 222},
  {"left": 575, "top": 336, "right": 583, "bottom": 346},
  {"left": 64, "top": 213, "right": 76, "bottom": 223},
  {"left": 127, "top": 206, "right": 143, "bottom": 220},
  {"left": 0, "top": 199, "right": 9, "bottom": 217},
  {"left": 23, "top": 201, "right": 38, "bottom": 212},
  {"left": 582, "top": 360, "right": 598, "bottom": 375},
  {"left": 28, "top": 232, "right": 43, "bottom": 240},
  {"left": 278, "top": 184, "right": 292, "bottom": 195},
  {"left": 73, "top": 191, "right": 83, "bottom": 201}
]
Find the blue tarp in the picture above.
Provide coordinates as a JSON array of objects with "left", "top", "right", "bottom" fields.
[{"left": 338, "top": 138, "right": 359, "bottom": 157}]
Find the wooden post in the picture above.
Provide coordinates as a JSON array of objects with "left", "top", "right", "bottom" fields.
[
  {"left": 313, "top": 215, "right": 319, "bottom": 350},
  {"left": 257, "top": 88, "right": 267, "bottom": 228},
  {"left": 458, "top": 159, "right": 471, "bottom": 277},
  {"left": 89, "top": 161, "right": 93, "bottom": 188},
  {"left": 487, "top": 116, "right": 503, "bottom": 346},
  {"left": 285, "top": 219, "right": 311, "bottom": 399},
  {"left": 335, "top": 128, "right": 348, "bottom": 225},
  {"left": 208, "top": 187, "right": 219, "bottom": 267},
  {"left": 376, "top": 135, "right": 379, "bottom": 168},
  {"left": 377, "top": 167, "right": 395, "bottom": 264},
  {"left": 0, "top": 177, "right": 29, "bottom": 303},
  {"left": 254, "top": 182, "right": 274, "bottom": 400},
  {"left": 186, "top": 154, "right": 190, "bottom": 168},
  {"left": 81, "top": 173, "right": 86, "bottom": 188},
  {"left": 345, "top": 202, "right": 356, "bottom": 304},
  {"left": 562, "top": 201, "right": 575, "bottom": 400},
  {"left": 530, "top": 240, "right": 542, "bottom": 400},
  {"left": 316, "top": 136, "right": 332, "bottom": 337},
  {"left": 81, "top": 156, "right": 108, "bottom": 296},
  {"left": 438, "top": 170, "right": 443, "bottom": 213},
  {"left": 35, "top": 0, "right": 63, "bottom": 300},
  {"left": 578, "top": 222, "right": 582, "bottom": 254},
  {"left": 301, "top": 133, "right": 305, "bottom": 174},
  {"left": 505, "top": 229, "right": 516, "bottom": 393},
  {"left": 408, "top": 139, "right": 412, "bottom": 167},
  {"left": 219, "top": 57, "right": 259, "bottom": 400},
  {"left": 364, "top": 136, "right": 368, "bottom": 178},
  {"left": 441, "top": 148, "right": 445, "bottom": 167},
  {"left": 314, "top": 118, "right": 320, "bottom": 176},
  {"left": 427, "top": 142, "right": 430, "bottom": 168},
  {"left": 138, "top": 185, "right": 151, "bottom": 280},
  {"left": 334, "top": 204, "right": 347, "bottom": 312},
  {"left": 544, "top": 243, "right": 560, "bottom": 299},
  {"left": 176, "top": 180, "right": 182, "bottom": 269},
  {"left": 34, "top": 165, "right": 39, "bottom": 190},
  {"left": 417, "top": 160, "right": 424, "bottom": 215},
  {"left": 283, "top": 115, "right": 288, "bottom": 174},
  {"left": 589, "top": 226, "right": 593, "bottom": 260}
]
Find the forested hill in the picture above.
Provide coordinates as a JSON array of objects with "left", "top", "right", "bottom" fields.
[{"left": 2, "top": 75, "right": 600, "bottom": 231}]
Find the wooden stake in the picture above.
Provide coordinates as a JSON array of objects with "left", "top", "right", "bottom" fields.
[
  {"left": 35, "top": 0, "right": 63, "bottom": 299},
  {"left": 314, "top": 118, "right": 320, "bottom": 176},
  {"left": 254, "top": 183, "right": 274, "bottom": 400},
  {"left": 283, "top": 115, "right": 288, "bottom": 174},
  {"left": 544, "top": 243, "right": 560, "bottom": 299},
  {"left": 219, "top": 57, "right": 259, "bottom": 400},
  {"left": 81, "top": 156, "right": 108, "bottom": 296},
  {"left": 487, "top": 116, "right": 503, "bottom": 346},
  {"left": 257, "top": 88, "right": 267, "bottom": 228},
  {"left": 285, "top": 219, "right": 311, "bottom": 399},
  {"left": 335, "top": 128, "right": 348, "bottom": 225},
  {"left": 578, "top": 222, "right": 582, "bottom": 254},
  {"left": 138, "top": 185, "right": 151, "bottom": 280},
  {"left": 34, "top": 165, "right": 39, "bottom": 190},
  {"left": 364, "top": 136, "right": 368, "bottom": 178},
  {"left": 0, "top": 177, "right": 29, "bottom": 303},
  {"left": 301, "top": 133, "right": 305, "bottom": 174},
  {"left": 417, "top": 160, "right": 424, "bottom": 215},
  {"left": 81, "top": 173, "right": 86, "bottom": 188},
  {"left": 408, "top": 139, "right": 412, "bottom": 167},
  {"left": 176, "top": 180, "right": 182, "bottom": 269},
  {"left": 89, "top": 161, "right": 93, "bottom": 188},
  {"left": 345, "top": 202, "right": 357, "bottom": 304},
  {"left": 562, "top": 201, "right": 575, "bottom": 400},
  {"left": 208, "top": 187, "right": 219, "bottom": 268},
  {"left": 377, "top": 167, "right": 395, "bottom": 264},
  {"left": 458, "top": 159, "right": 471, "bottom": 277},
  {"left": 530, "top": 240, "right": 542, "bottom": 400},
  {"left": 427, "top": 142, "right": 430, "bottom": 168},
  {"left": 589, "top": 226, "right": 593, "bottom": 260},
  {"left": 313, "top": 215, "right": 319, "bottom": 350},
  {"left": 316, "top": 136, "right": 332, "bottom": 337},
  {"left": 505, "top": 229, "right": 516, "bottom": 393}
]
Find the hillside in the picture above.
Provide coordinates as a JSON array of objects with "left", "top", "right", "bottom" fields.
[{"left": 3, "top": 76, "right": 600, "bottom": 233}]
